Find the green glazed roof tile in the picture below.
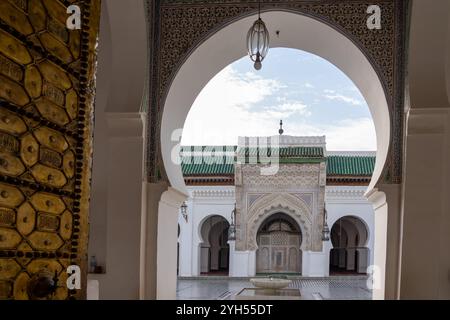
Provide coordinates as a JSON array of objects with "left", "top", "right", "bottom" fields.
[
  {"left": 180, "top": 146, "right": 375, "bottom": 177},
  {"left": 326, "top": 156, "right": 375, "bottom": 176},
  {"left": 237, "top": 146, "right": 324, "bottom": 158},
  {"left": 181, "top": 156, "right": 235, "bottom": 175}
]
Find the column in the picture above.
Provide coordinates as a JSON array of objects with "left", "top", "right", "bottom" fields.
[
  {"left": 400, "top": 108, "right": 450, "bottom": 299},
  {"left": 139, "top": 181, "right": 168, "bottom": 299},
  {"left": 178, "top": 199, "right": 193, "bottom": 277},
  {"left": 322, "top": 240, "right": 332, "bottom": 277},
  {"left": 199, "top": 245, "right": 210, "bottom": 273},
  {"left": 248, "top": 250, "right": 256, "bottom": 277},
  {"left": 156, "top": 188, "right": 188, "bottom": 299},
  {"left": 367, "top": 185, "right": 402, "bottom": 300},
  {"left": 228, "top": 240, "right": 236, "bottom": 276},
  {"left": 228, "top": 246, "right": 255, "bottom": 277},
  {"left": 89, "top": 113, "right": 146, "bottom": 299},
  {"left": 301, "top": 251, "right": 328, "bottom": 277},
  {"left": 346, "top": 249, "right": 356, "bottom": 271}
]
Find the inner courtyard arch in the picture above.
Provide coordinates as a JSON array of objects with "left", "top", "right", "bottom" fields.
[
  {"left": 329, "top": 216, "right": 370, "bottom": 275},
  {"left": 160, "top": 9, "right": 391, "bottom": 299},
  {"left": 161, "top": 10, "right": 390, "bottom": 194},
  {"left": 199, "top": 215, "right": 230, "bottom": 275}
]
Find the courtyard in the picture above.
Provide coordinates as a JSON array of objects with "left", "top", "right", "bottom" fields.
[
  {"left": 177, "top": 277, "right": 372, "bottom": 300},
  {"left": 0, "top": 0, "right": 449, "bottom": 302}
]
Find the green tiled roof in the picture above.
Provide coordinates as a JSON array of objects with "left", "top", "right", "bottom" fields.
[
  {"left": 180, "top": 146, "right": 375, "bottom": 177},
  {"left": 238, "top": 146, "right": 324, "bottom": 158},
  {"left": 327, "top": 156, "right": 375, "bottom": 176},
  {"left": 181, "top": 146, "right": 237, "bottom": 153},
  {"left": 181, "top": 156, "right": 235, "bottom": 175}
]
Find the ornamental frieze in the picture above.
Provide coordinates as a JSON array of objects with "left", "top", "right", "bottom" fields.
[
  {"left": 158, "top": 0, "right": 394, "bottom": 99},
  {"left": 241, "top": 164, "right": 323, "bottom": 188}
]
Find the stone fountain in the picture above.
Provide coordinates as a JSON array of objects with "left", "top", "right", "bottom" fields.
[
  {"left": 250, "top": 277, "right": 292, "bottom": 290},
  {"left": 235, "top": 277, "right": 302, "bottom": 300}
]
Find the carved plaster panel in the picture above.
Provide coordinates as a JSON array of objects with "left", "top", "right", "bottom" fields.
[
  {"left": 236, "top": 163, "right": 326, "bottom": 252},
  {"left": 246, "top": 197, "right": 312, "bottom": 251},
  {"left": 241, "top": 164, "right": 322, "bottom": 189}
]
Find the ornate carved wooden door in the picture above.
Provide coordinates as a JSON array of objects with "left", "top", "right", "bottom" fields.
[
  {"left": 257, "top": 232, "right": 301, "bottom": 274},
  {"left": 0, "top": 0, "right": 100, "bottom": 299}
]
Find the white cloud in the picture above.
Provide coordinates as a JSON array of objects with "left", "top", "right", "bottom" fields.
[
  {"left": 182, "top": 66, "right": 309, "bottom": 145},
  {"left": 269, "top": 118, "right": 376, "bottom": 150},
  {"left": 304, "top": 82, "right": 314, "bottom": 88},
  {"left": 262, "top": 102, "right": 311, "bottom": 119},
  {"left": 323, "top": 90, "right": 363, "bottom": 106},
  {"left": 297, "top": 55, "right": 321, "bottom": 63},
  {"left": 203, "top": 66, "right": 283, "bottom": 110},
  {"left": 181, "top": 66, "right": 376, "bottom": 151},
  {"left": 347, "top": 86, "right": 360, "bottom": 92},
  {"left": 325, "top": 118, "right": 376, "bottom": 150}
]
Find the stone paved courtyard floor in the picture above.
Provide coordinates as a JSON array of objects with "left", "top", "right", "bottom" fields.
[{"left": 177, "top": 278, "right": 373, "bottom": 300}]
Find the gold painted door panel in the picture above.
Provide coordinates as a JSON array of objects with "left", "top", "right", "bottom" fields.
[{"left": 0, "top": 0, "right": 100, "bottom": 299}]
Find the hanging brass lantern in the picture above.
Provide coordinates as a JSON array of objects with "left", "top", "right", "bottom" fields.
[{"left": 246, "top": 2, "right": 269, "bottom": 70}]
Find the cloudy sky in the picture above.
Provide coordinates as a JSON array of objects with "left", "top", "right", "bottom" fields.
[{"left": 181, "top": 48, "right": 376, "bottom": 151}]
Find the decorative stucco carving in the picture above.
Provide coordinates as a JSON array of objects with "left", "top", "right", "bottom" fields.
[
  {"left": 241, "top": 164, "right": 322, "bottom": 189},
  {"left": 235, "top": 163, "right": 242, "bottom": 186},
  {"left": 235, "top": 161, "right": 326, "bottom": 252},
  {"left": 291, "top": 193, "right": 313, "bottom": 210},
  {"left": 246, "top": 198, "right": 312, "bottom": 251},
  {"left": 146, "top": 0, "right": 407, "bottom": 185},
  {"left": 248, "top": 193, "right": 312, "bottom": 221},
  {"left": 158, "top": 1, "right": 395, "bottom": 99},
  {"left": 191, "top": 189, "right": 235, "bottom": 198},
  {"left": 319, "top": 162, "right": 327, "bottom": 187},
  {"left": 247, "top": 193, "right": 267, "bottom": 209},
  {"left": 325, "top": 187, "right": 368, "bottom": 200}
]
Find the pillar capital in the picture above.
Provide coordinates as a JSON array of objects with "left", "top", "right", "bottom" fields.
[
  {"left": 159, "top": 187, "right": 189, "bottom": 209},
  {"left": 106, "top": 112, "right": 145, "bottom": 137},
  {"left": 407, "top": 107, "right": 450, "bottom": 135},
  {"left": 366, "top": 188, "right": 387, "bottom": 211}
]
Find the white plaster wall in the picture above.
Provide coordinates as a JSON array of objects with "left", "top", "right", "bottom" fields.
[
  {"left": 87, "top": 0, "right": 148, "bottom": 299},
  {"left": 302, "top": 251, "right": 328, "bottom": 277},
  {"left": 178, "top": 184, "right": 375, "bottom": 278},
  {"left": 178, "top": 186, "right": 235, "bottom": 276},
  {"left": 296, "top": 186, "right": 375, "bottom": 277},
  {"left": 228, "top": 241, "right": 256, "bottom": 277}
]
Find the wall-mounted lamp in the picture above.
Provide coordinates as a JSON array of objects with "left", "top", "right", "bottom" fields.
[
  {"left": 228, "top": 203, "right": 237, "bottom": 241},
  {"left": 322, "top": 208, "right": 330, "bottom": 241},
  {"left": 181, "top": 202, "right": 188, "bottom": 222}
]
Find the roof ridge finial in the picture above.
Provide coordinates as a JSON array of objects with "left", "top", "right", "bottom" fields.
[{"left": 279, "top": 120, "right": 284, "bottom": 135}]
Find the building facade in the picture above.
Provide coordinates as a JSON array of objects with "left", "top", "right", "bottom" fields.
[{"left": 178, "top": 136, "right": 375, "bottom": 277}]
